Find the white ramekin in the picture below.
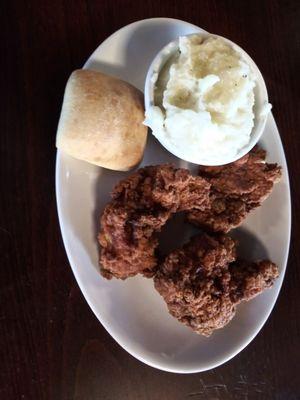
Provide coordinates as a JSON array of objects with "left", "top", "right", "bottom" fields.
[{"left": 144, "top": 33, "right": 270, "bottom": 166}]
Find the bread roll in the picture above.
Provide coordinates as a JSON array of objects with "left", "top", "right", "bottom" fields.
[{"left": 56, "top": 69, "right": 147, "bottom": 171}]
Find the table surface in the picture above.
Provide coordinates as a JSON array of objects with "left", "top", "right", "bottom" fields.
[{"left": 2, "top": 1, "right": 300, "bottom": 399}]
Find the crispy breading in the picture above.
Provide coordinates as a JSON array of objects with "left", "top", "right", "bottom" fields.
[
  {"left": 99, "top": 165, "right": 210, "bottom": 279},
  {"left": 154, "top": 233, "right": 279, "bottom": 336},
  {"left": 187, "top": 147, "right": 282, "bottom": 233}
]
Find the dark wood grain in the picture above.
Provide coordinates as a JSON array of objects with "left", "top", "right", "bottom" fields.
[{"left": 1, "top": 1, "right": 300, "bottom": 399}]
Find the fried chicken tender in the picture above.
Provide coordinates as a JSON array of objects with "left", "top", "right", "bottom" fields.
[
  {"left": 187, "top": 147, "right": 282, "bottom": 233},
  {"left": 154, "top": 234, "right": 279, "bottom": 336},
  {"left": 99, "top": 165, "right": 210, "bottom": 279},
  {"left": 229, "top": 259, "right": 279, "bottom": 303}
]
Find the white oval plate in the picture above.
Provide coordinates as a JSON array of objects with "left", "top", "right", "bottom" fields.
[{"left": 56, "top": 18, "right": 291, "bottom": 373}]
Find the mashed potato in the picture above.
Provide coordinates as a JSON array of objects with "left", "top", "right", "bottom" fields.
[{"left": 144, "top": 35, "right": 258, "bottom": 164}]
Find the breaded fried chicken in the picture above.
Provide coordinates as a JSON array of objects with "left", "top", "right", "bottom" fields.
[
  {"left": 99, "top": 165, "right": 210, "bottom": 279},
  {"left": 229, "top": 259, "right": 279, "bottom": 303},
  {"left": 154, "top": 233, "right": 279, "bottom": 336},
  {"left": 187, "top": 147, "right": 282, "bottom": 233},
  {"left": 111, "top": 164, "right": 211, "bottom": 212},
  {"left": 99, "top": 203, "right": 170, "bottom": 279}
]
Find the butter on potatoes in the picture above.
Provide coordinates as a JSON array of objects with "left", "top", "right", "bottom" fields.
[{"left": 144, "top": 35, "right": 264, "bottom": 165}]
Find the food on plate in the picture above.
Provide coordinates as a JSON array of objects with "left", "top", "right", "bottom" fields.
[
  {"left": 56, "top": 69, "right": 147, "bottom": 171},
  {"left": 98, "top": 145, "right": 282, "bottom": 334},
  {"left": 154, "top": 233, "right": 279, "bottom": 336},
  {"left": 99, "top": 202, "right": 170, "bottom": 280},
  {"left": 144, "top": 35, "right": 269, "bottom": 164},
  {"left": 187, "top": 146, "right": 282, "bottom": 233},
  {"left": 98, "top": 164, "right": 210, "bottom": 279}
]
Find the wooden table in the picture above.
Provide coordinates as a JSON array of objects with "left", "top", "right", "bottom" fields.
[{"left": 2, "top": 1, "right": 300, "bottom": 399}]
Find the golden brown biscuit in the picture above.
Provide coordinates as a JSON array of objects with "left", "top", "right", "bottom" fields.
[{"left": 56, "top": 69, "right": 147, "bottom": 171}]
